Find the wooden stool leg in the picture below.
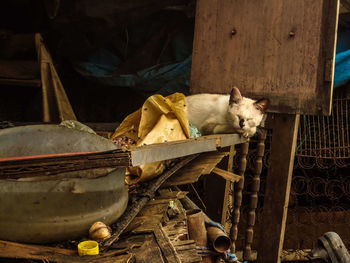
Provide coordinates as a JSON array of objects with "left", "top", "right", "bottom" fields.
[
  {"left": 230, "top": 141, "right": 249, "bottom": 252},
  {"left": 243, "top": 129, "right": 267, "bottom": 260}
]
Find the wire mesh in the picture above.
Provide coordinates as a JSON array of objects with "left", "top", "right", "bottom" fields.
[{"left": 296, "top": 90, "right": 350, "bottom": 164}]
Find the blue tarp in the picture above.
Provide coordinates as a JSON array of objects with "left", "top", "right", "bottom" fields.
[
  {"left": 334, "top": 25, "right": 350, "bottom": 88},
  {"left": 75, "top": 52, "right": 192, "bottom": 96},
  {"left": 334, "top": 49, "right": 350, "bottom": 87},
  {"left": 74, "top": 12, "right": 194, "bottom": 96}
]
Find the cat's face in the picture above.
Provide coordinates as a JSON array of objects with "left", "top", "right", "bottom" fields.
[{"left": 227, "top": 87, "right": 269, "bottom": 135}]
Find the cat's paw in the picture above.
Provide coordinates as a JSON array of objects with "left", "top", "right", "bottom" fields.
[{"left": 242, "top": 131, "right": 250, "bottom": 138}]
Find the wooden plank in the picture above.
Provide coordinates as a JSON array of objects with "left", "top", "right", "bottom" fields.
[
  {"left": 219, "top": 134, "right": 247, "bottom": 148},
  {"left": 0, "top": 134, "right": 244, "bottom": 178},
  {"left": 131, "top": 236, "right": 165, "bottom": 263},
  {"left": 163, "top": 151, "right": 228, "bottom": 187},
  {"left": 212, "top": 167, "right": 241, "bottom": 182},
  {"left": 130, "top": 134, "right": 245, "bottom": 166},
  {"left": 257, "top": 114, "right": 300, "bottom": 263},
  {"left": 154, "top": 225, "right": 182, "bottom": 263},
  {"left": 191, "top": 0, "right": 339, "bottom": 115}
]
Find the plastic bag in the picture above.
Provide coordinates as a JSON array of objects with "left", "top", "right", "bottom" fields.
[{"left": 112, "top": 92, "right": 190, "bottom": 184}]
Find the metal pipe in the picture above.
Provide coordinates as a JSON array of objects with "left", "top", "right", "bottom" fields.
[
  {"left": 186, "top": 209, "right": 212, "bottom": 263},
  {"left": 207, "top": 226, "right": 231, "bottom": 253}
]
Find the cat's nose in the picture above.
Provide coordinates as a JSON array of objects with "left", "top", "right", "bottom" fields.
[{"left": 239, "top": 119, "right": 244, "bottom": 128}]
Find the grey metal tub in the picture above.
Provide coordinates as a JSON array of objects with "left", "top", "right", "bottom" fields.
[{"left": 0, "top": 125, "right": 128, "bottom": 243}]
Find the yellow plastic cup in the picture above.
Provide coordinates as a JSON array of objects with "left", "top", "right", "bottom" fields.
[{"left": 78, "top": 240, "right": 99, "bottom": 256}]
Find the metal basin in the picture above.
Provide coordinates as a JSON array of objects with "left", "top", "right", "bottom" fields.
[{"left": 0, "top": 125, "right": 128, "bottom": 243}]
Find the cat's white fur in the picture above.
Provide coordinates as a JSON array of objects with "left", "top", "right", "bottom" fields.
[{"left": 186, "top": 87, "right": 269, "bottom": 137}]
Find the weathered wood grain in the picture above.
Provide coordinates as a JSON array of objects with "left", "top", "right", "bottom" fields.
[
  {"left": 191, "top": 0, "right": 339, "bottom": 115},
  {"left": 257, "top": 114, "right": 300, "bottom": 263},
  {"left": 154, "top": 225, "right": 182, "bottom": 263},
  {"left": 130, "top": 134, "right": 246, "bottom": 166},
  {"left": 162, "top": 151, "right": 228, "bottom": 187}
]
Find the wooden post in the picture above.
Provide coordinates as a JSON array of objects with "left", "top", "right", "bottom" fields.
[
  {"left": 221, "top": 145, "right": 236, "bottom": 227},
  {"left": 257, "top": 114, "right": 300, "bottom": 263}
]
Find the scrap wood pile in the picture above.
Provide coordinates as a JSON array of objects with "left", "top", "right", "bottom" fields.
[
  {"left": 0, "top": 189, "right": 198, "bottom": 263},
  {"left": 0, "top": 150, "right": 241, "bottom": 263}
]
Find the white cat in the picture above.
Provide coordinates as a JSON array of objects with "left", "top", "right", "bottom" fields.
[{"left": 186, "top": 87, "right": 269, "bottom": 137}]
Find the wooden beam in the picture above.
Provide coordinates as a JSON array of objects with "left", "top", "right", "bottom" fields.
[
  {"left": 257, "top": 114, "right": 300, "bottom": 263},
  {"left": 130, "top": 134, "right": 246, "bottom": 166}
]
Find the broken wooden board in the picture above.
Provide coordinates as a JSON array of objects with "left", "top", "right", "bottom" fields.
[
  {"left": 172, "top": 240, "right": 202, "bottom": 263},
  {"left": 115, "top": 191, "right": 201, "bottom": 263},
  {"left": 162, "top": 151, "right": 229, "bottom": 187},
  {"left": 130, "top": 234, "right": 166, "bottom": 263},
  {"left": 191, "top": 0, "right": 339, "bottom": 115},
  {"left": 154, "top": 225, "right": 182, "bottom": 263},
  {"left": 125, "top": 199, "right": 171, "bottom": 234}
]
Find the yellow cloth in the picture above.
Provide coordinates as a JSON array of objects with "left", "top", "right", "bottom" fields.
[{"left": 112, "top": 93, "right": 190, "bottom": 184}]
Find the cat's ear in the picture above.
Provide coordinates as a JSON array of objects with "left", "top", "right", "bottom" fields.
[
  {"left": 229, "top": 87, "right": 243, "bottom": 106},
  {"left": 254, "top": 98, "right": 269, "bottom": 113}
]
